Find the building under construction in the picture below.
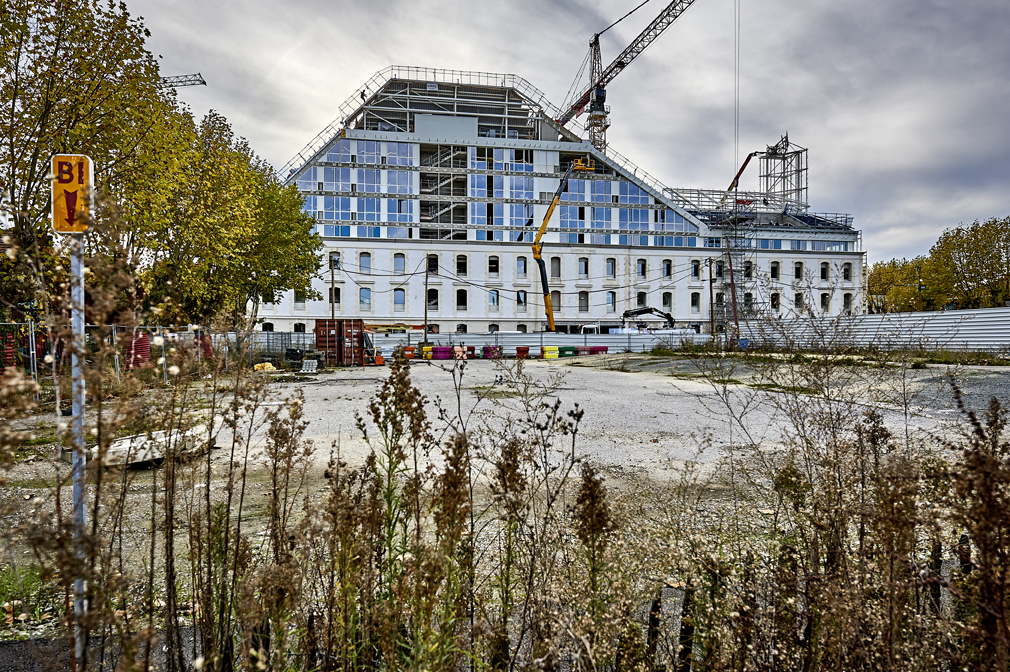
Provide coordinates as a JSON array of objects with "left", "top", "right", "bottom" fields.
[{"left": 260, "top": 62, "right": 862, "bottom": 336}]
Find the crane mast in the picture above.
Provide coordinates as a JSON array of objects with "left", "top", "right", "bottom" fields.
[{"left": 559, "top": 0, "right": 700, "bottom": 151}]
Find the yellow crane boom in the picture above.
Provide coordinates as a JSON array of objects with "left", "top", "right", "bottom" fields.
[{"left": 518, "top": 160, "right": 588, "bottom": 331}]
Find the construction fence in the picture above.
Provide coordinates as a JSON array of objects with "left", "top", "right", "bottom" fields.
[{"left": 738, "top": 306, "right": 1010, "bottom": 353}]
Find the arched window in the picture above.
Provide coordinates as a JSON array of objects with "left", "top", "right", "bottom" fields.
[
  {"left": 517, "top": 291, "right": 527, "bottom": 309},
  {"left": 843, "top": 263, "right": 852, "bottom": 282},
  {"left": 550, "top": 257, "right": 561, "bottom": 278},
  {"left": 821, "top": 293, "right": 830, "bottom": 311},
  {"left": 488, "top": 323, "right": 500, "bottom": 333},
  {"left": 662, "top": 292, "right": 672, "bottom": 309},
  {"left": 820, "top": 262, "right": 829, "bottom": 281},
  {"left": 690, "top": 292, "right": 700, "bottom": 312},
  {"left": 771, "top": 293, "right": 780, "bottom": 310},
  {"left": 359, "top": 288, "right": 371, "bottom": 308},
  {"left": 606, "top": 292, "right": 616, "bottom": 313},
  {"left": 578, "top": 257, "right": 589, "bottom": 278},
  {"left": 427, "top": 253, "right": 438, "bottom": 274},
  {"left": 329, "top": 252, "right": 341, "bottom": 270},
  {"left": 744, "top": 261, "right": 753, "bottom": 279},
  {"left": 456, "top": 289, "right": 468, "bottom": 310},
  {"left": 844, "top": 293, "right": 853, "bottom": 312},
  {"left": 691, "top": 260, "right": 700, "bottom": 278},
  {"left": 517, "top": 323, "right": 528, "bottom": 333},
  {"left": 715, "top": 292, "right": 724, "bottom": 306},
  {"left": 329, "top": 287, "right": 340, "bottom": 305},
  {"left": 636, "top": 259, "right": 647, "bottom": 278},
  {"left": 261, "top": 322, "right": 274, "bottom": 332},
  {"left": 517, "top": 256, "right": 527, "bottom": 277},
  {"left": 550, "top": 290, "right": 561, "bottom": 309},
  {"left": 716, "top": 262, "right": 724, "bottom": 278},
  {"left": 662, "top": 259, "right": 672, "bottom": 278},
  {"left": 770, "top": 261, "right": 780, "bottom": 280},
  {"left": 606, "top": 258, "right": 617, "bottom": 278},
  {"left": 293, "top": 323, "right": 305, "bottom": 333},
  {"left": 578, "top": 291, "right": 589, "bottom": 312},
  {"left": 427, "top": 288, "right": 438, "bottom": 310},
  {"left": 393, "top": 253, "right": 405, "bottom": 274},
  {"left": 488, "top": 255, "right": 499, "bottom": 277},
  {"left": 637, "top": 291, "right": 647, "bottom": 307},
  {"left": 489, "top": 290, "right": 500, "bottom": 310},
  {"left": 393, "top": 288, "right": 405, "bottom": 309},
  {"left": 456, "top": 254, "right": 467, "bottom": 275},
  {"left": 794, "top": 262, "right": 803, "bottom": 280},
  {"left": 294, "top": 290, "right": 306, "bottom": 309},
  {"left": 359, "top": 252, "right": 371, "bottom": 274},
  {"left": 794, "top": 292, "right": 804, "bottom": 309},
  {"left": 456, "top": 323, "right": 467, "bottom": 333},
  {"left": 744, "top": 292, "right": 753, "bottom": 307}
]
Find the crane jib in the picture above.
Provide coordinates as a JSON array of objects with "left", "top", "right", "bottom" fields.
[{"left": 557, "top": 0, "right": 699, "bottom": 127}]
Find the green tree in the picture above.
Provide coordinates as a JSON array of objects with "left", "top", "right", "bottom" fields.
[
  {"left": 930, "top": 217, "right": 1010, "bottom": 309},
  {"left": 2, "top": 0, "right": 320, "bottom": 328},
  {"left": 141, "top": 112, "right": 320, "bottom": 327},
  {"left": 0, "top": 0, "right": 181, "bottom": 309}
]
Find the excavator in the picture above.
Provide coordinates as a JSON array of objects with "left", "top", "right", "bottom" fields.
[
  {"left": 621, "top": 306, "right": 675, "bottom": 330},
  {"left": 518, "top": 158, "right": 594, "bottom": 331}
]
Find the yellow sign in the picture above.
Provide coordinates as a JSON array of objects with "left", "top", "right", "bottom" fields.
[{"left": 51, "top": 154, "right": 93, "bottom": 233}]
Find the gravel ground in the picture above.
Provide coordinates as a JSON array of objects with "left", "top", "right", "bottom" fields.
[{"left": 2, "top": 354, "right": 1008, "bottom": 642}]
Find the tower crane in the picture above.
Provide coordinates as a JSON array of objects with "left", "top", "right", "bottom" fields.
[
  {"left": 157, "top": 73, "right": 207, "bottom": 89},
  {"left": 558, "top": 0, "right": 701, "bottom": 152}
]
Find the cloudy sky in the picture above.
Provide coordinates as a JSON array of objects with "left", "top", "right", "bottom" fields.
[{"left": 129, "top": 0, "right": 1010, "bottom": 263}]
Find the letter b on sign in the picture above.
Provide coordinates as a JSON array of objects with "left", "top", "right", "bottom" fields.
[{"left": 51, "top": 154, "right": 93, "bottom": 234}]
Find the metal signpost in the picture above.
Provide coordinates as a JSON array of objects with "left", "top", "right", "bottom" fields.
[{"left": 52, "top": 153, "right": 93, "bottom": 664}]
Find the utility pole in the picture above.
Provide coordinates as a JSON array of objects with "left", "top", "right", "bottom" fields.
[
  {"left": 725, "top": 244, "right": 740, "bottom": 344},
  {"left": 330, "top": 252, "right": 338, "bottom": 323},
  {"left": 708, "top": 258, "right": 716, "bottom": 338}
]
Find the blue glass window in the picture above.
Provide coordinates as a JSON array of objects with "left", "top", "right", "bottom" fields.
[
  {"left": 590, "top": 207, "right": 611, "bottom": 229},
  {"left": 509, "top": 203, "right": 531, "bottom": 227},
  {"left": 323, "top": 167, "right": 351, "bottom": 191},
  {"left": 356, "top": 226, "right": 381, "bottom": 238},
  {"left": 322, "top": 196, "right": 352, "bottom": 220},
  {"left": 387, "top": 142, "right": 413, "bottom": 166},
  {"left": 618, "top": 182, "right": 649, "bottom": 205},
  {"left": 357, "top": 169, "right": 380, "bottom": 193},
  {"left": 296, "top": 166, "right": 317, "bottom": 190},
  {"left": 386, "top": 170, "right": 412, "bottom": 195},
  {"left": 471, "top": 174, "right": 487, "bottom": 198},
  {"left": 357, "top": 197, "right": 380, "bottom": 222},
  {"left": 386, "top": 199, "right": 414, "bottom": 223},
  {"left": 509, "top": 176, "right": 533, "bottom": 200},
  {"left": 561, "top": 179, "right": 586, "bottom": 202},
  {"left": 591, "top": 180, "right": 611, "bottom": 203},
  {"left": 356, "top": 140, "right": 380, "bottom": 164},
  {"left": 325, "top": 139, "right": 353, "bottom": 163},
  {"left": 619, "top": 208, "right": 649, "bottom": 230}
]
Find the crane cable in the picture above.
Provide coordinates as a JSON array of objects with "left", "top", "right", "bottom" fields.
[
  {"left": 599, "top": 0, "right": 654, "bottom": 37},
  {"left": 564, "top": 0, "right": 655, "bottom": 112}
]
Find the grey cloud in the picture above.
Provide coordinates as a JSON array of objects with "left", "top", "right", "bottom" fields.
[{"left": 129, "top": 0, "right": 1010, "bottom": 263}]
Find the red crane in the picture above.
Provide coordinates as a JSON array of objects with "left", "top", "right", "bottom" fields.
[{"left": 558, "top": 0, "right": 701, "bottom": 151}]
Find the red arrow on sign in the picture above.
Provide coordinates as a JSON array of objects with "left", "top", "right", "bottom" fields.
[{"left": 63, "top": 190, "right": 78, "bottom": 228}]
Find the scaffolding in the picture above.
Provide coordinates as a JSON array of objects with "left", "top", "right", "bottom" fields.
[{"left": 760, "top": 133, "right": 808, "bottom": 209}]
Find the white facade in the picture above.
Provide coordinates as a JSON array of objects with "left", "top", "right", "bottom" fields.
[{"left": 264, "top": 68, "right": 863, "bottom": 334}]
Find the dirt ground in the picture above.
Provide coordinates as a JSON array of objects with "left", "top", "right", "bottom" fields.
[
  {"left": 2, "top": 353, "right": 1008, "bottom": 640},
  {"left": 5, "top": 352, "right": 1006, "bottom": 513}
]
